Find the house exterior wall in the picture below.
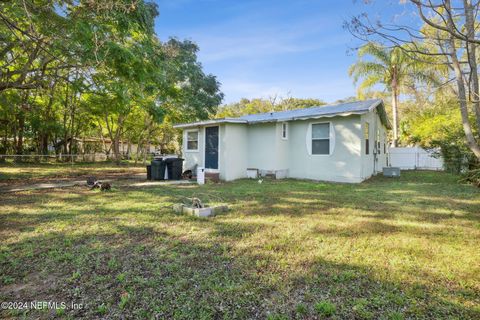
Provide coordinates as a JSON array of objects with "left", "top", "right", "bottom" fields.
[
  {"left": 287, "top": 115, "right": 364, "bottom": 183},
  {"left": 275, "top": 122, "right": 290, "bottom": 172},
  {"left": 360, "top": 110, "right": 388, "bottom": 179},
  {"left": 246, "top": 123, "right": 277, "bottom": 170},
  {"left": 183, "top": 127, "right": 204, "bottom": 172},
  {"left": 180, "top": 110, "right": 388, "bottom": 183},
  {"left": 222, "top": 124, "right": 248, "bottom": 180},
  {"left": 183, "top": 123, "right": 247, "bottom": 181}
]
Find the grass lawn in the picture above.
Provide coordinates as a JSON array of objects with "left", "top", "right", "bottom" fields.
[
  {"left": 0, "top": 171, "right": 479, "bottom": 319},
  {"left": 0, "top": 162, "right": 146, "bottom": 182}
]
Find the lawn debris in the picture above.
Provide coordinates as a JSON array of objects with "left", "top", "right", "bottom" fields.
[
  {"left": 182, "top": 169, "right": 193, "bottom": 179},
  {"left": 86, "top": 176, "right": 97, "bottom": 186},
  {"left": 192, "top": 197, "right": 204, "bottom": 208},
  {"left": 89, "top": 180, "right": 111, "bottom": 191}
]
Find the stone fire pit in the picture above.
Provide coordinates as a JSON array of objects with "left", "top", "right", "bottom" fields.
[{"left": 173, "top": 203, "right": 228, "bottom": 217}]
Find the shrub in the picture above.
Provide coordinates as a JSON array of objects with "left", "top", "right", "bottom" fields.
[{"left": 461, "top": 168, "right": 480, "bottom": 187}]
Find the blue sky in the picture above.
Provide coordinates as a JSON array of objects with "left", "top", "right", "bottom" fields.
[{"left": 154, "top": 0, "right": 410, "bottom": 104}]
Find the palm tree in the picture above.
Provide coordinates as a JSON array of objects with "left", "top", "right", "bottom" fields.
[{"left": 349, "top": 43, "right": 435, "bottom": 147}]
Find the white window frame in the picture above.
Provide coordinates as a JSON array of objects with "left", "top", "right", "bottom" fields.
[
  {"left": 281, "top": 122, "right": 288, "bottom": 140},
  {"left": 306, "top": 122, "right": 334, "bottom": 156},
  {"left": 185, "top": 129, "right": 199, "bottom": 152},
  {"left": 364, "top": 122, "right": 370, "bottom": 155}
]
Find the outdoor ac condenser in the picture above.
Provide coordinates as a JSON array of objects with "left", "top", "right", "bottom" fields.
[{"left": 383, "top": 167, "right": 401, "bottom": 177}]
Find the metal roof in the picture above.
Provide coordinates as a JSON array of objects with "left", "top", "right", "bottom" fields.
[
  {"left": 173, "top": 99, "right": 391, "bottom": 129},
  {"left": 173, "top": 118, "right": 247, "bottom": 129}
]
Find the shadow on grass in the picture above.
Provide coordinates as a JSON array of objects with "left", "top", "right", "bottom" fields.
[
  {"left": 1, "top": 220, "right": 479, "bottom": 319},
  {"left": 0, "top": 171, "right": 479, "bottom": 318}
]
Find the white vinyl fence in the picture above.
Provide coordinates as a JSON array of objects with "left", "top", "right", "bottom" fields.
[{"left": 389, "top": 147, "right": 444, "bottom": 170}]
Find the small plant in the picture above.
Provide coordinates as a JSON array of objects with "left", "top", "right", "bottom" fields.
[
  {"left": 314, "top": 300, "right": 336, "bottom": 317},
  {"left": 116, "top": 272, "right": 126, "bottom": 282},
  {"left": 70, "top": 270, "right": 81, "bottom": 281},
  {"left": 119, "top": 292, "right": 130, "bottom": 309},
  {"left": 387, "top": 311, "right": 404, "bottom": 320},
  {"left": 97, "top": 303, "right": 107, "bottom": 315},
  {"left": 108, "top": 257, "right": 119, "bottom": 270},
  {"left": 295, "top": 303, "right": 308, "bottom": 317},
  {"left": 1, "top": 275, "right": 15, "bottom": 285},
  {"left": 352, "top": 299, "right": 373, "bottom": 320},
  {"left": 55, "top": 307, "right": 66, "bottom": 316}
]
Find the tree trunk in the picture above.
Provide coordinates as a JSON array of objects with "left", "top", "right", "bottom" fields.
[
  {"left": 126, "top": 140, "right": 131, "bottom": 160},
  {"left": 15, "top": 109, "right": 25, "bottom": 159},
  {"left": 104, "top": 112, "right": 125, "bottom": 165},
  {"left": 0, "top": 123, "right": 7, "bottom": 163},
  {"left": 463, "top": 0, "right": 480, "bottom": 132},
  {"left": 392, "top": 87, "right": 398, "bottom": 147},
  {"left": 143, "top": 141, "right": 149, "bottom": 165},
  {"left": 134, "top": 140, "right": 142, "bottom": 165},
  {"left": 63, "top": 83, "right": 69, "bottom": 156},
  {"left": 449, "top": 37, "right": 480, "bottom": 159}
]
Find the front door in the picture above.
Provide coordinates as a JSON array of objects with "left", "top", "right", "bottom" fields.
[{"left": 205, "top": 126, "right": 219, "bottom": 169}]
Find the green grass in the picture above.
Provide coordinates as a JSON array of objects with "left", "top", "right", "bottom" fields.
[
  {"left": 0, "top": 171, "right": 479, "bottom": 319},
  {"left": 0, "top": 161, "right": 145, "bottom": 181}
]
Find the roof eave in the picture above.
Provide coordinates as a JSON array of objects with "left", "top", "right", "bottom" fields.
[
  {"left": 371, "top": 100, "right": 393, "bottom": 130},
  {"left": 245, "top": 111, "right": 369, "bottom": 124},
  {"left": 173, "top": 119, "right": 247, "bottom": 129}
]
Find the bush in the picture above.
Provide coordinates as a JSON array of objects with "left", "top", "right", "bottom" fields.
[
  {"left": 461, "top": 168, "right": 480, "bottom": 187},
  {"left": 400, "top": 97, "right": 478, "bottom": 174}
]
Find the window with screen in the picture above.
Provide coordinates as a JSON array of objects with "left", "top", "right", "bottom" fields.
[
  {"left": 186, "top": 131, "right": 198, "bottom": 151},
  {"left": 312, "top": 123, "right": 330, "bottom": 155},
  {"left": 364, "top": 123, "right": 370, "bottom": 155}
]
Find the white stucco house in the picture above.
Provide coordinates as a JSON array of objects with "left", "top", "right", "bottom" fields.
[{"left": 173, "top": 99, "right": 391, "bottom": 183}]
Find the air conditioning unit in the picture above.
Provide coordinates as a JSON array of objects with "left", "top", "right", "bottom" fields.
[
  {"left": 246, "top": 168, "right": 258, "bottom": 179},
  {"left": 383, "top": 167, "right": 401, "bottom": 177}
]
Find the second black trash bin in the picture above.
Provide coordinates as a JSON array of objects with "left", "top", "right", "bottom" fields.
[
  {"left": 151, "top": 158, "right": 167, "bottom": 180},
  {"left": 165, "top": 158, "right": 184, "bottom": 180}
]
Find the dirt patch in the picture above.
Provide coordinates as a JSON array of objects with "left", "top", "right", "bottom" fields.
[
  {"left": 1, "top": 274, "right": 59, "bottom": 299},
  {"left": 0, "top": 171, "right": 145, "bottom": 186}
]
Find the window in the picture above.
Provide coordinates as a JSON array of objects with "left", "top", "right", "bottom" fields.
[
  {"left": 364, "top": 122, "right": 370, "bottom": 155},
  {"left": 281, "top": 122, "right": 288, "bottom": 140},
  {"left": 312, "top": 123, "right": 330, "bottom": 155},
  {"left": 384, "top": 133, "right": 387, "bottom": 154},
  {"left": 376, "top": 129, "right": 381, "bottom": 154},
  {"left": 186, "top": 130, "right": 198, "bottom": 151}
]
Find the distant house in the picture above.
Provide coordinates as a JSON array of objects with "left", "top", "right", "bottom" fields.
[{"left": 173, "top": 99, "right": 391, "bottom": 183}]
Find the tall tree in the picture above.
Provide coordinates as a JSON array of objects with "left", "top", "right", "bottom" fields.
[
  {"left": 348, "top": 43, "right": 437, "bottom": 146},
  {"left": 0, "top": 0, "right": 223, "bottom": 161},
  {"left": 345, "top": 0, "right": 480, "bottom": 159}
]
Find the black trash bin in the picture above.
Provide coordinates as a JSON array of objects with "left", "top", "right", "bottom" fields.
[
  {"left": 165, "top": 158, "right": 184, "bottom": 180},
  {"left": 146, "top": 165, "right": 152, "bottom": 180},
  {"left": 151, "top": 159, "right": 167, "bottom": 180}
]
